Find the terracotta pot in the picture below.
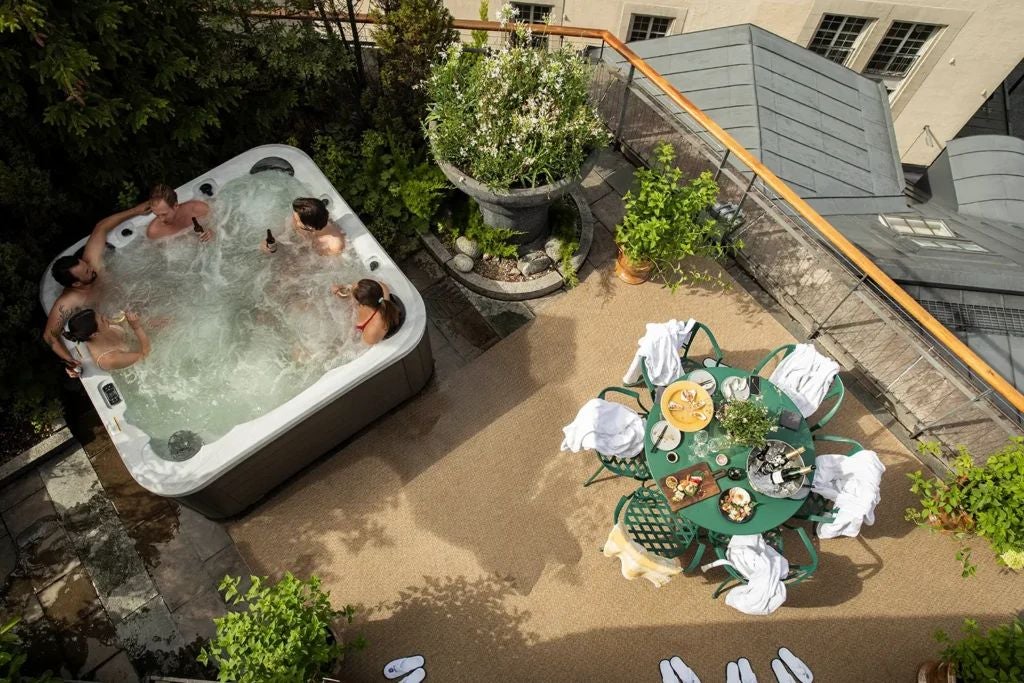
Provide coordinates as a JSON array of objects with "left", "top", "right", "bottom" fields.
[
  {"left": 917, "top": 660, "right": 957, "bottom": 683},
  {"left": 927, "top": 510, "right": 975, "bottom": 534},
  {"left": 615, "top": 248, "right": 654, "bottom": 284}
]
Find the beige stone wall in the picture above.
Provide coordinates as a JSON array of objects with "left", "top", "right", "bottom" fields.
[{"left": 442, "top": 0, "right": 1024, "bottom": 165}]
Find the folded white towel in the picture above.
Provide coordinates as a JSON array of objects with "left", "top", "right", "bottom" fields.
[
  {"left": 811, "top": 450, "right": 885, "bottom": 539},
  {"left": 768, "top": 344, "right": 840, "bottom": 418},
  {"left": 623, "top": 319, "right": 696, "bottom": 387},
  {"left": 704, "top": 534, "right": 788, "bottom": 615},
  {"left": 603, "top": 523, "right": 681, "bottom": 587},
  {"left": 560, "top": 398, "right": 645, "bottom": 459}
]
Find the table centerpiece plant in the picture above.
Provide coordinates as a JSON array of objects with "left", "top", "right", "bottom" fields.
[
  {"left": 423, "top": 3, "right": 609, "bottom": 245},
  {"left": 717, "top": 398, "right": 774, "bottom": 447},
  {"left": 198, "top": 573, "right": 364, "bottom": 683},
  {"left": 614, "top": 142, "right": 734, "bottom": 287},
  {"left": 905, "top": 437, "right": 1024, "bottom": 578},
  {"left": 918, "top": 617, "right": 1024, "bottom": 682}
]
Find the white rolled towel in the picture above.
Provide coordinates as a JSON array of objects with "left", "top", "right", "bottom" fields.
[
  {"left": 560, "top": 398, "right": 645, "bottom": 459},
  {"left": 811, "top": 450, "right": 885, "bottom": 539},
  {"left": 622, "top": 319, "right": 696, "bottom": 387}
]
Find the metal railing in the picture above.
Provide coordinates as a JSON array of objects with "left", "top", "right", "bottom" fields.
[{"left": 258, "top": 10, "right": 1023, "bottom": 461}]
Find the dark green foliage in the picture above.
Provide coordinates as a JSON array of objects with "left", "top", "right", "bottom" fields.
[
  {"left": 0, "top": 0, "right": 357, "bottom": 437},
  {"left": 549, "top": 199, "right": 581, "bottom": 287},
  {"left": 437, "top": 196, "right": 518, "bottom": 259},
  {"left": 936, "top": 618, "right": 1024, "bottom": 682},
  {"left": 371, "top": 0, "right": 457, "bottom": 134},
  {"left": 0, "top": 618, "right": 60, "bottom": 683}
]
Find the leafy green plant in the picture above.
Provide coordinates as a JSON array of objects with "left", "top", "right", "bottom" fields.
[
  {"left": 471, "top": 0, "right": 491, "bottom": 48},
  {"left": 935, "top": 618, "right": 1024, "bottom": 682},
  {"left": 0, "top": 618, "right": 59, "bottom": 683},
  {"left": 438, "top": 197, "right": 519, "bottom": 258},
  {"left": 718, "top": 399, "right": 774, "bottom": 447},
  {"left": 905, "top": 437, "right": 1024, "bottom": 577},
  {"left": 550, "top": 199, "right": 580, "bottom": 287},
  {"left": 424, "top": 5, "right": 609, "bottom": 190},
  {"left": 198, "top": 574, "right": 363, "bottom": 683},
  {"left": 615, "top": 143, "right": 734, "bottom": 290}
]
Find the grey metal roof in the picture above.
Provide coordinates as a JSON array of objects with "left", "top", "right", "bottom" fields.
[
  {"left": 604, "top": 25, "right": 906, "bottom": 215},
  {"left": 923, "top": 135, "right": 1024, "bottom": 223}
]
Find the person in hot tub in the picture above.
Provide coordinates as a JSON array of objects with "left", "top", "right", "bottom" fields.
[
  {"left": 62, "top": 309, "right": 152, "bottom": 371},
  {"left": 146, "top": 183, "right": 212, "bottom": 241},
  {"left": 262, "top": 197, "right": 345, "bottom": 256},
  {"left": 330, "top": 279, "right": 404, "bottom": 345}
]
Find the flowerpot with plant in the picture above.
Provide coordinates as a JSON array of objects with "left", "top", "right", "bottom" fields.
[
  {"left": 918, "top": 618, "right": 1024, "bottom": 683},
  {"left": 198, "top": 573, "right": 364, "bottom": 683},
  {"left": 614, "top": 142, "right": 733, "bottom": 288},
  {"left": 717, "top": 399, "right": 774, "bottom": 448},
  {"left": 424, "top": 3, "right": 608, "bottom": 246},
  {"left": 905, "top": 437, "right": 1024, "bottom": 577}
]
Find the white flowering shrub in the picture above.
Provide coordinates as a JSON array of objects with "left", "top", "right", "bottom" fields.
[{"left": 424, "top": 13, "right": 609, "bottom": 190}]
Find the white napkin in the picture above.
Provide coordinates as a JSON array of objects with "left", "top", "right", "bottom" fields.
[
  {"left": 768, "top": 344, "right": 840, "bottom": 418},
  {"left": 603, "top": 523, "right": 681, "bottom": 588},
  {"left": 623, "top": 319, "right": 696, "bottom": 387},
  {"left": 703, "top": 534, "right": 788, "bottom": 615},
  {"left": 560, "top": 398, "right": 645, "bottom": 459},
  {"left": 810, "top": 450, "right": 885, "bottom": 539}
]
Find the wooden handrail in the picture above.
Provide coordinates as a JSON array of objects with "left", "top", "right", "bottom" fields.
[{"left": 251, "top": 10, "right": 1024, "bottom": 414}]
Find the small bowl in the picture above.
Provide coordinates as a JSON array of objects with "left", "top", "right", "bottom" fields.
[
  {"left": 715, "top": 453, "right": 729, "bottom": 467},
  {"left": 666, "top": 451, "right": 680, "bottom": 463},
  {"left": 719, "top": 487, "right": 756, "bottom": 523}
]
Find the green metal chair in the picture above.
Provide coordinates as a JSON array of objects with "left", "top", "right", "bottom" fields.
[
  {"left": 613, "top": 484, "right": 706, "bottom": 571},
  {"left": 707, "top": 524, "right": 819, "bottom": 599},
  {"left": 794, "top": 434, "right": 865, "bottom": 526},
  {"left": 582, "top": 386, "right": 652, "bottom": 487},
  {"left": 635, "top": 322, "right": 726, "bottom": 396},
  {"left": 752, "top": 343, "right": 844, "bottom": 432}
]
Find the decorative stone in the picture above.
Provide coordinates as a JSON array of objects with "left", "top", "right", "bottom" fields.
[
  {"left": 451, "top": 254, "right": 475, "bottom": 273},
  {"left": 455, "top": 236, "right": 481, "bottom": 259},
  {"left": 517, "top": 251, "right": 553, "bottom": 277},
  {"left": 544, "top": 237, "right": 563, "bottom": 262},
  {"left": 483, "top": 254, "right": 493, "bottom": 261}
]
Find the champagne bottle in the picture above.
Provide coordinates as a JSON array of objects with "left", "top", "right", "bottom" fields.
[
  {"left": 191, "top": 217, "right": 205, "bottom": 234},
  {"left": 769, "top": 464, "right": 815, "bottom": 485},
  {"left": 265, "top": 229, "right": 277, "bottom": 253},
  {"left": 783, "top": 446, "right": 806, "bottom": 462}
]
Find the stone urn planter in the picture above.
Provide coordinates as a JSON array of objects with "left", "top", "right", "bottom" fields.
[{"left": 436, "top": 149, "right": 600, "bottom": 246}]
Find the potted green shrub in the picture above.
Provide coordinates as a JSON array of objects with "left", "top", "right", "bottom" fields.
[
  {"left": 614, "top": 143, "right": 732, "bottom": 287},
  {"left": 718, "top": 399, "right": 774, "bottom": 447},
  {"left": 198, "top": 573, "right": 364, "bottom": 683},
  {"left": 918, "top": 618, "right": 1024, "bottom": 682},
  {"left": 905, "top": 437, "right": 1024, "bottom": 577},
  {"left": 424, "top": 3, "right": 609, "bottom": 245}
]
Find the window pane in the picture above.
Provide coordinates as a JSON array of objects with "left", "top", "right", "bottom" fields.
[
  {"left": 865, "top": 21, "right": 940, "bottom": 78},
  {"left": 628, "top": 14, "right": 671, "bottom": 42},
  {"left": 808, "top": 14, "right": 870, "bottom": 65}
]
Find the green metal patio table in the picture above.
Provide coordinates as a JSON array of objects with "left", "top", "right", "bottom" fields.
[{"left": 645, "top": 366, "right": 815, "bottom": 536}]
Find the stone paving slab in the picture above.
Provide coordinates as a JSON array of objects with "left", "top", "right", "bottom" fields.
[
  {"left": 0, "top": 575, "right": 44, "bottom": 624},
  {"left": 114, "top": 596, "right": 182, "bottom": 659},
  {"left": 170, "top": 587, "right": 222, "bottom": 644},
  {"left": 89, "top": 444, "right": 175, "bottom": 530},
  {"left": 580, "top": 168, "right": 614, "bottom": 205},
  {"left": 94, "top": 650, "right": 141, "bottom": 683},
  {"left": 455, "top": 282, "right": 535, "bottom": 339},
  {"left": 590, "top": 189, "right": 626, "bottom": 232},
  {"left": 132, "top": 515, "right": 206, "bottom": 612},
  {"left": 177, "top": 506, "right": 232, "bottom": 563},
  {"left": 65, "top": 606, "right": 121, "bottom": 678},
  {"left": 201, "top": 545, "right": 251, "bottom": 593},
  {"left": 38, "top": 565, "right": 101, "bottom": 623},
  {"left": 586, "top": 219, "right": 619, "bottom": 271},
  {"left": 400, "top": 250, "right": 446, "bottom": 292},
  {"left": 0, "top": 470, "right": 44, "bottom": 512},
  {"left": 3, "top": 488, "right": 80, "bottom": 592}
]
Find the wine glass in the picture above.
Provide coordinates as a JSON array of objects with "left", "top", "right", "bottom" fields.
[{"left": 691, "top": 431, "right": 710, "bottom": 460}]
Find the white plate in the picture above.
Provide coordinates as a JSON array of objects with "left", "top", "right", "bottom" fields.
[
  {"left": 722, "top": 376, "right": 750, "bottom": 401},
  {"left": 649, "top": 421, "right": 682, "bottom": 450},
  {"left": 688, "top": 369, "right": 717, "bottom": 395}
]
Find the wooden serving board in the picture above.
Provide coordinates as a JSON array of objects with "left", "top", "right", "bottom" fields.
[{"left": 657, "top": 462, "right": 721, "bottom": 512}]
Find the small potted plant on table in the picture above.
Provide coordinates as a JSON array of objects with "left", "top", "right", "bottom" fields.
[
  {"left": 198, "top": 573, "right": 364, "bottom": 682},
  {"left": 919, "top": 618, "right": 1024, "bottom": 682},
  {"left": 614, "top": 142, "right": 731, "bottom": 287},
  {"left": 718, "top": 399, "right": 774, "bottom": 447}
]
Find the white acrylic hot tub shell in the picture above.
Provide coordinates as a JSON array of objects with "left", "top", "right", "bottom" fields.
[{"left": 40, "top": 145, "right": 432, "bottom": 514}]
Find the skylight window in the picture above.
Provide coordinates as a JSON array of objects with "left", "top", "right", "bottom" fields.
[
  {"left": 878, "top": 214, "right": 956, "bottom": 237},
  {"left": 910, "top": 238, "right": 988, "bottom": 253}
]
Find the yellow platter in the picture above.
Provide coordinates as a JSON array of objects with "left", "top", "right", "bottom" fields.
[{"left": 660, "top": 380, "right": 714, "bottom": 432}]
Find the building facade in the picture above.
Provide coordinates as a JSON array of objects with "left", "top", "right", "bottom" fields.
[{"left": 442, "top": 0, "right": 1024, "bottom": 166}]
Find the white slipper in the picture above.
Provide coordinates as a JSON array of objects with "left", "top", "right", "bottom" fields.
[
  {"left": 778, "top": 648, "right": 813, "bottom": 682},
  {"left": 726, "top": 661, "right": 741, "bottom": 683},
  {"left": 398, "top": 667, "right": 426, "bottom": 683},
  {"left": 772, "top": 659, "right": 796, "bottom": 683},
  {"left": 669, "top": 656, "right": 701, "bottom": 683},
  {"left": 660, "top": 659, "right": 678, "bottom": 683},
  {"left": 738, "top": 657, "right": 758, "bottom": 683},
  {"left": 384, "top": 656, "right": 425, "bottom": 680}
]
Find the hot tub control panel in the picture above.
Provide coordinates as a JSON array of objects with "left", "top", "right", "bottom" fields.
[{"left": 99, "top": 381, "right": 123, "bottom": 408}]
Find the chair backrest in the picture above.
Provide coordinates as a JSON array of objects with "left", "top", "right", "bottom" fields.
[
  {"left": 591, "top": 386, "right": 651, "bottom": 482},
  {"left": 614, "top": 486, "right": 697, "bottom": 559},
  {"left": 638, "top": 322, "right": 725, "bottom": 395},
  {"left": 753, "top": 344, "right": 844, "bottom": 431},
  {"left": 709, "top": 524, "right": 818, "bottom": 593},
  {"left": 752, "top": 343, "right": 797, "bottom": 376}
]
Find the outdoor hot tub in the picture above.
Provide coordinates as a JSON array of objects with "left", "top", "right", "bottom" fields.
[{"left": 40, "top": 144, "right": 432, "bottom": 518}]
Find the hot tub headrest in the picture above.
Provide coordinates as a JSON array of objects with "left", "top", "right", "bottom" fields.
[
  {"left": 250, "top": 156, "right": 295, "bottom": 176},
  {"left": 385, "top": 293, "right": 406, "bottom": 340}
]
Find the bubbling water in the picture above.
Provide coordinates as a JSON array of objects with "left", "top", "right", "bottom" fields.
[{"left": 100, "top": 172, "right": 371, "bottom": 455}]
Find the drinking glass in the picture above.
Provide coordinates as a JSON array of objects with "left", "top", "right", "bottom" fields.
[{"left": 691, "top": 431, "right": 710, "bottom": 460}]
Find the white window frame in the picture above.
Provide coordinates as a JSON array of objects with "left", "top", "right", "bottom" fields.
[
  {"left": 627, "top": 14, "right": 673, "bottom": 42},
  {"left": 878, "top": 215, "right": 987, "bottom": 252},
  {"left": 510, "top": 3, "right": 553, "bottom": 48},
  {"left": 807, "top": 13, "right": 872, "bottom": 66}
]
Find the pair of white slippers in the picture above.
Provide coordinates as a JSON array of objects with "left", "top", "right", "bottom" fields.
[
  {"left": 727, "top": 649, "right": 813, "bottom": 683},
  {"left": 383, "top": 655, "right": 426, "bottom": 682}
]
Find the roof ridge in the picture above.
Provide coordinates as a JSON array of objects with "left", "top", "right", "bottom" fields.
[{"left": 747, "top": 24, "right": 764, "bottom": 165}]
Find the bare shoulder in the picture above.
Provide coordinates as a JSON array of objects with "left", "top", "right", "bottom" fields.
[
  {"left": 182, "top": 199, "right": 209, "bottom": 217},
  {"left": 146, "top": 216, "right": 170, "bottom": 239}
]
